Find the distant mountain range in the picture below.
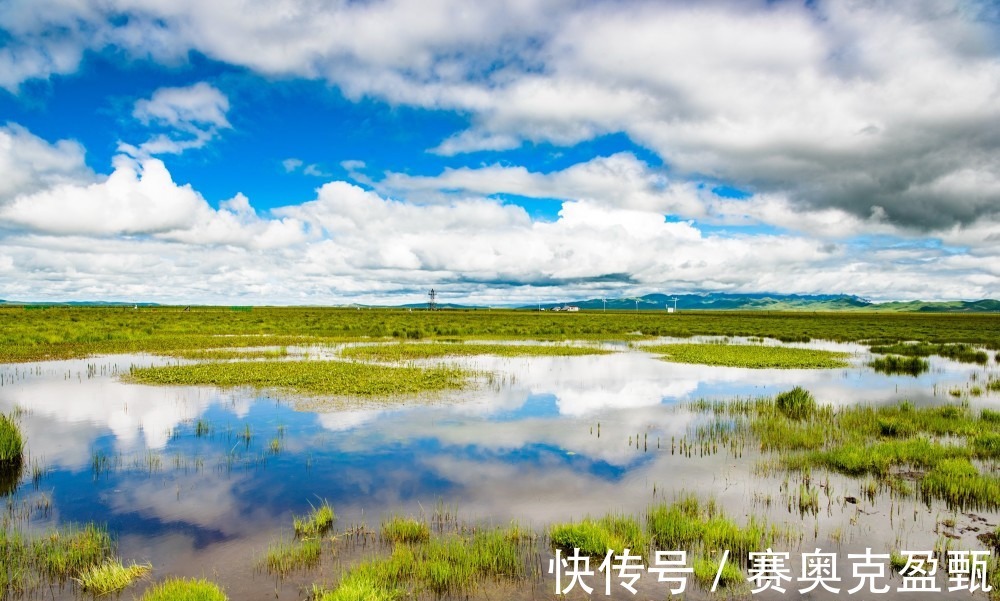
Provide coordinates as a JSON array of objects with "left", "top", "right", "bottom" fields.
[
  {"left": 524, "top": 293, "right": 1000, "bottom": 312},
  {"left": 3, "top": 294, "right": 998, "bottom": 312}
]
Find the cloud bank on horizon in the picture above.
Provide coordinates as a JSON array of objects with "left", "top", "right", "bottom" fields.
[{"left": 0, "top": 0, "right": 998, "bottom": 304}]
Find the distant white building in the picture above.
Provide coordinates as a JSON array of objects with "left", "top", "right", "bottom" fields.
[{"left": 551, "top": 305, "right": 579, "bottom": 312}]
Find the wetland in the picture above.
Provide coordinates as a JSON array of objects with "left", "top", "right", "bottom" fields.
[{"left": 1, "top": 307, "right": 999, "bottom": 599}]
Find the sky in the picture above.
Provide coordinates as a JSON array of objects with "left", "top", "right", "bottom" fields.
[{"left": 0, "top": 0, "right": 998, "bottom": 305}]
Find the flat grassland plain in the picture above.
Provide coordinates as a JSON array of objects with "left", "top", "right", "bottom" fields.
[{"left": 1, "top": 307, "right": 999, "bottom": 600}]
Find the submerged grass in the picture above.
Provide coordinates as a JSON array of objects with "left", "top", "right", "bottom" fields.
[
  {"left": 294, "top": 501, "right": 335, "bottom": 537},
  {"left": 340, "top": 342, "right": 612, "bottom": 362},
  {"left": 126, "top": 360, "right": 469, "bottom": 397},
  {"left": 76, "top": 558, "right": 151, "bottom": 594},
  {"left": 139, "top": 577, "right": 228, "bottom": 601},
  {"left": 646, "top": 343, "right": 850, "bottom": 369}
]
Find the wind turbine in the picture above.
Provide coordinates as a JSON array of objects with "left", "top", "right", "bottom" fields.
[
  {"left": 602, "top": 297, "right": 607, "bottom": 312},
  {"left": 670, "top": 296, "right": 679, "bottom": 312}
]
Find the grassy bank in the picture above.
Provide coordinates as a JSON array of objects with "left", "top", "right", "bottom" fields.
[
  {"left": 126, "top": 360, "right": 469, "bottom": 397},
  {"left": 2, "top": 306, "right": 998, "bottom": 364},
  {"left": 647, "top": 343, "right": 850, "bottom": 369}
]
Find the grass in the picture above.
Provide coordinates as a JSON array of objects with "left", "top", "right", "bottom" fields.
[
  {"left": 161, "top": 347, "right": 290, "bottom": 360},
  {"left": 315, "top": 524, "right": 530, "bottom": 600},
  {"left": 0, "top": 522, "right": 116, "bottom": 596},
  {"left": 139, "top": 577, "right": 228, "bottom": 601},
  {"left": 869, "top": 342, "right": 989, "bottom": 364},
  {"left": 548, "top": 513, "right": 648, "bottom": 557},
  {"left": 263, "top": 538, "right": 322, "bottom": 575},
  {"left": 3, "top": 306, "right": 999, "bottom": 364},
  {"left": 75, "top": 558, "right": 151, "bottom": 594},
  {"left": 646, "top": 496, "right": 781, "bottom": 562},
  {"left": 0, "top": 413, "right": 24, "bottom": 466},
  {"left": 126, "top": 360, "right": 469, "bottom": 397},
  {"left": 340, "top": 342, "right": 612, "bottom": 362},
  {"left": 381, "top": 517, "right": 430, "bottom": 544},
  {"left": 692, "top": 555, "right": 745, "bottom": 588},
  {"left": 294, "top": 501, "right": 335, "bottom": 537},
  {"left": 646, "top": 343, "right": 850, "bottom": 369},
  {"left": 689, "top": 392, "right": 1000, "bottom": 510},
  {"left": 775, "top": 386, "right": 816, "bottom": 420},
  {"left": 868, "top": 354, "right": 930, "bottom": 376},
  {"left": 33, "top": 523, "right": 115, "bottom": 578}
]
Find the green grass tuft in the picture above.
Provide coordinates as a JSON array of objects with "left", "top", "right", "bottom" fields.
[
  {"left": 381, "top": 517, "right": 430, "bottom": 544},
  {"left": 263, "top": 538, "right": 322, "bottom": 575},
  {"left": 75, "top": 558, "right": 151, "bottom": 594},
  {"left": 0, "top": 413, "right": 25, "bottom": 466},
  {"left": 294, "top": 501, "right": 335, "bottom": 537},
  {"left": 316, "top": 524, "right": 530, "bottom": 600},
  {"left": 868, "top": 355, "right": 930, "bottom": 376},
  {"left": 692, "top": 555, "right": 744, "bottom": 589},
  {"left": 774, "top": 386, "right": 816, "bottom": 420},
  {"left": 549, "top": 513, "right": 648, "bottom": 557},
  {"left": 139, "top": 577, "right": 228, "bottom": 601}
]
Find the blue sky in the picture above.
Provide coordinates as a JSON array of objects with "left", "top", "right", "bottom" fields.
[{"left": 0, "top": 0, "right": 998, "bottom": 304}]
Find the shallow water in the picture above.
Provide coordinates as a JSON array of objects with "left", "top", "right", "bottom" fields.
[{"left": 1, "top": 339, "right": 998, "bottom": 599}]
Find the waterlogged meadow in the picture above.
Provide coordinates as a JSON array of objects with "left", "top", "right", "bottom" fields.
[{"left": 1, "top": 309, "right": 999, "bottom": 599}]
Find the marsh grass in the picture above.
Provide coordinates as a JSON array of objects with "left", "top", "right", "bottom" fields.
[
  {"left": 868, "top": 355, "right": 930, "bottom": 376},
  {"left": 340, "top": 342, "right": 612, "bottom": 362},
  {"left": 692, "top": 555, "right": 745, "bottom": 589},
  {"left": 775, "top": 387, "right": 816, "bottom": 420},
  {"left": 689, "top": 392, "right": 1000, "bottom": 510},
  {"left": 647, "top": 344, "right": 849, "bottom": 369},
  {"left": 263, "top": 538, "right": 321, "bottom": 575},
  {"left": 646, "top": 497, "right": 785, "bottom": 563},
  {"left": 294, "top": 501, "right": 335, "bottom": 537},
  {"left": 0, "top": 413, "right": 24, "bottom": 466},
  {"left": 34, "top": 523, "right": 114, "bottom": 579},
  {"left": 162, "top": 347, "right": 290, "bottom": 360},
  {"left": 139, "top": 577, "right": 228, "bottom": 601},
  {"left": 0, "top": 522, "right": 116, "bottom": 596},
  {"left": 381, "top": 516, "right": 430, "bottom": 544},
  {"left": 869, "top": 342, "right": 989, "bottom": 364},
  {"left": 75, "top": 558, "right": 151, "bottom": 594},
  {"left": 317, "top": 524, "right": 530, "bottom": 600},
  {"left": 126, "top": 360, "right": 469, "bottom": 397},
  {"left": 549, "top": 513, "right": 648, "bottom": 557}
]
